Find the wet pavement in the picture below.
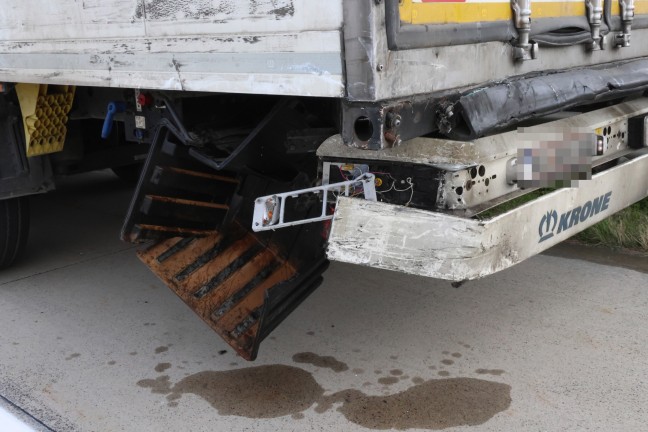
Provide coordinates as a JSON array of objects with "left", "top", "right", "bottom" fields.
[{"left": 0, "top": 171, "right": 646, "bottom": 432}]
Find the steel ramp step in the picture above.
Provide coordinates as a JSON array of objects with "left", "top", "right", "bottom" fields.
[
  {"left": 124, "top": 123, "right": 330, "bottom": 360},
  {"left": 121, "top": 128, "right": 239, "bottom": 243},
  {"left": 138, "top": 224, "right": 328, "bottom": 360}
]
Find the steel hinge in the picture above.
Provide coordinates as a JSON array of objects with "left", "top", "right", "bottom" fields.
[
  {"left": 511, "top": 0, "right": 538, "bottom": 61},
  {"left": 586, "top": 0, "right": 606, "bottom": 50},
  {"left": 616, "top": 0, "right": 635, "bottom": 47}
]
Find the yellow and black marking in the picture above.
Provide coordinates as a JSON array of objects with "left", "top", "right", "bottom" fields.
[
  {"left": 15, "top": 83, "right": 75, "bottom": 157},
  {"left": 399, "top": 0, "right": 648, "bottom": 25}
]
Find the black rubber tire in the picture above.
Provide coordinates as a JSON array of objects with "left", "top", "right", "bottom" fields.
[
  {"left": 112, "top": 164, "right": 143, "bottom": 185},
  {"left": 0, "top": 197, "right": 30, "bottom": 269}
]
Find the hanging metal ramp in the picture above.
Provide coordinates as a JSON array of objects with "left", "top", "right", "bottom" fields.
[
  {"left": 121, "top": 120, "right": 329, "bottom": 360},
  {"left": 137, "top": 225, "right": 327, "bottom": 360}
]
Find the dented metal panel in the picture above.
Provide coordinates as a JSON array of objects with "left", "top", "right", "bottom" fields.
[
  {"left": 328, "top": 150, "right": 648, "bottom": 281},
  {"left": 0, "top": 0, "right": 344, "bottom": 97}
]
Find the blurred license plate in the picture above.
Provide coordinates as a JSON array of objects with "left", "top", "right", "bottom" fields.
[{"left": 516, "top": 127, "right": 595, "bottom": 188}]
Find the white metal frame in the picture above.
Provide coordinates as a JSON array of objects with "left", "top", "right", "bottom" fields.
[{"left": 252, "top": 173, "right": 377, "bottom": 232}]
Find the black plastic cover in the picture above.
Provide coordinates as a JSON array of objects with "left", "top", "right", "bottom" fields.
[{"left": 446, "top": 59, "right": 648, "bottom": 140}]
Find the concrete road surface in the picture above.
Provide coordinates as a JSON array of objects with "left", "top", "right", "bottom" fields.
[{"left": 0, "top": 171, "right": 647, "bottom": 432}]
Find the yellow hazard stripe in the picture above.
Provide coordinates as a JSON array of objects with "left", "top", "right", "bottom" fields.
[{"left": 400, "top": 0, "right": 648, "bottom": 25}]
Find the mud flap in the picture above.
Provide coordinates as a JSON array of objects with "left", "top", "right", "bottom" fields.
[{"left": 122, "top": 122, "right": 329, "bottom": 360}]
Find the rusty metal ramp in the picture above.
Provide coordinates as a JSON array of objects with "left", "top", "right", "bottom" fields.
[
  {"left": 122, "top": 119, "right": 330, "bottom": 360},
  {"left": 137, "top": 223, "right": 328, "bottom": 360}
]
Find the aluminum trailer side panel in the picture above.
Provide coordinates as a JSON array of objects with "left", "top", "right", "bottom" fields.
[
  {"left": 0, "top": 0, "right": 344, "bottom": 97},
  {"left": 4, "top": 0, "right": 648, "bottom": 101},
  {"left": 346, "top": 0, "right": 648, "bottom": 102}
]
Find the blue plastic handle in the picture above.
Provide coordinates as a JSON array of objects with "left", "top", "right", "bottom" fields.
[{"left": 101, "top": 101, "right": 127, "bottom": 139}]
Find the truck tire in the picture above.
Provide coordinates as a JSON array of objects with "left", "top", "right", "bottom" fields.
[{"left": 0, "top": 197, "right": 30, "bottom": 269}]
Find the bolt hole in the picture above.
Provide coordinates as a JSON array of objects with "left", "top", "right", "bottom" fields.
[
  {"left": 478, "top": 165, "right": 486, "bottom": 177},
  {"left": 456, "top": 187, "right": 464, "bottom": 196},
  {"left": 470, "top": 167, "right": 478, "bottom": 179},
  {"left": 354, "top": 116, "right": 374, "bottom": 142}
]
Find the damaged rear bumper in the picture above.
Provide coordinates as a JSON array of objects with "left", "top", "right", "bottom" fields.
[{"left": 327, "top": 150, "right": 648, "bottom": 282}]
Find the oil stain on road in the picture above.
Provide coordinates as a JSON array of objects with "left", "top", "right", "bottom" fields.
[
  {"left": 318, "top": 378, "right": 511, "bottom": 430},
  {"left": 137, "top": 360, "right": 511, "bottom": 429},
  {"left": 137, "top": 365, "right": 324, "bottom": 417},
  {"left": 291, "top": 352, "right": 349, "bottom": 372}
]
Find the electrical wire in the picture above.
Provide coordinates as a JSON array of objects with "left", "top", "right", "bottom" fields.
[
  {"left": 375, "top": 174, "right": 415, "bottom": 206},
  {"left": 335, "top": 167, "right": 415, "bottom": 205}
]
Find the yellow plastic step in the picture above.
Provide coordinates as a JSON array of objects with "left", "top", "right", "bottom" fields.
[{"left": 15, "top": 83, "right": 75, "bottom": 157}]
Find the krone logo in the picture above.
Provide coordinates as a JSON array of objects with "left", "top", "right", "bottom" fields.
[
  {"left": 538, "top": 191, "right": 612, "bottom": 243},
  {"left": 539, "top": 210, "right": 558, "bottom": 242}
]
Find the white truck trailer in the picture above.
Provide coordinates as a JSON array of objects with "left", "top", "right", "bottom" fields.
[{"left": 0, "top": 0, "right": 647, "bottom": 359}]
